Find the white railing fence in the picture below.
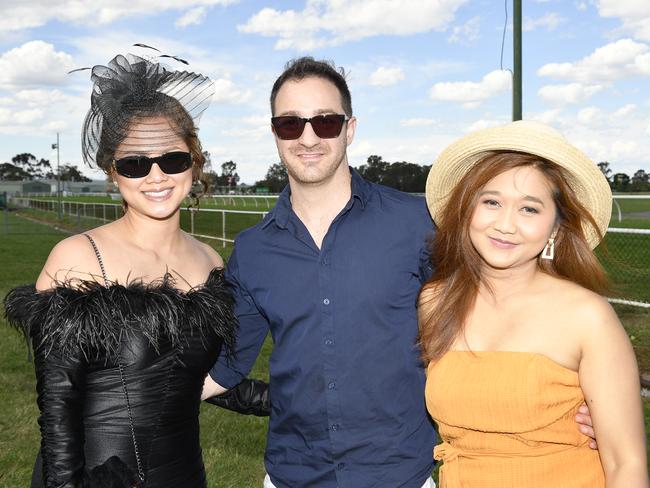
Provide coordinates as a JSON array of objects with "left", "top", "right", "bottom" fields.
[
  {"left": 9, "top": 196, "right": 650, "bottom": 307},
  {"left": 612, "top": 194, "right": 650, "bottom": 223},
  {"left": 10, "top": 197, "right": 267, "bottom": 247}
]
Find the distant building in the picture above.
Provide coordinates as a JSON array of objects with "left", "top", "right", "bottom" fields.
[
  {"left": 0, "top": 179, "right": 115, "bottom": 195},
  {"left": 50, "top": 179, "right": 115, "bottom": 194},
  {"left": 0, "top": 180, "right": 51, "bottom": 195}
]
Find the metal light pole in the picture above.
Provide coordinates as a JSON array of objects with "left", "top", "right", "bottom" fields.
[
  {"left": 513, "top": 0, "right": 522, "bottom": 121},
  {"left": 52, "top": 133, "right": 62, "bottom": 220}
]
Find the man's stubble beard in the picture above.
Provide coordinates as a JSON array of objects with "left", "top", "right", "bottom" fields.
[{"left": 281, "top": 144, "right": 348, "bottom": 186}]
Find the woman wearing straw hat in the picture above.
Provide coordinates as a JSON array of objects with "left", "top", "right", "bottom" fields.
[
  {"left": 4, "top": 53, "right": 239, "bottom": 487},
  {"left": 420, "top": 120, "right": 648, "bottom": 487}
]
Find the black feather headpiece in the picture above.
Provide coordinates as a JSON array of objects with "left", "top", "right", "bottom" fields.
[{"left": 80, "top": 52, "right": 214, "bottom": 171}]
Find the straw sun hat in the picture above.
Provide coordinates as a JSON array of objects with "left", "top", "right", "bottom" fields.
[{"left": 425, "top": 120, "right": 612, "bottom": 249}]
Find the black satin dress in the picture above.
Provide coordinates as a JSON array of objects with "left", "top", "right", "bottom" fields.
[{"left": 4, "top": 268, "right": 236, "bottom": 488}]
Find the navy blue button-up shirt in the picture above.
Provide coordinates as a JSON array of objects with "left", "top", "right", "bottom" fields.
[{"left": 211, "top": 170, "right": 437, "bottom": 488}]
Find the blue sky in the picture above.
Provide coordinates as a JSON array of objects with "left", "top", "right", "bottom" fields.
[{"left": 0, "top": 0, "right": 648, "bottom": 184}]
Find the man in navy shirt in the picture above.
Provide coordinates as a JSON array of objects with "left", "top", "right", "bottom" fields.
[
  {"left": 206, "top": 57, "right": 436, "bottom": 488},
  {"left": 204, "top": 57, "right": 596, "bottom": 488}
]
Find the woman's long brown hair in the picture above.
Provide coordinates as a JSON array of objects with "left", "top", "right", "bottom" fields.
[{"left": 418, "top": 151, "right": 610, "bottom": 364}]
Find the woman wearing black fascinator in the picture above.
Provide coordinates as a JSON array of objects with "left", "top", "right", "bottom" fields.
[{"left": 4, "top": 51, "right": 268, "bottom": 487}]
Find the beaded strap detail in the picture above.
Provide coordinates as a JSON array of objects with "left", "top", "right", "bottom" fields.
[{"left": 83, "top": 234, "right": 108, "bottom": 285}]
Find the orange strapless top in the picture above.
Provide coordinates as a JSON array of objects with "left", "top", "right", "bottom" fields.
[{"left": 425, "top": 351, "right": 605, "bottom": 488}]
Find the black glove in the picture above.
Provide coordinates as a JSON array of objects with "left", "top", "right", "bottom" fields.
[{"left": 204, "top": 378, "right": 270, "bottom": 416}]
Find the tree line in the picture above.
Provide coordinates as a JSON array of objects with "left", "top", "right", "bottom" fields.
[
  {"left": 0, "top": 153, "right": 90, "bottom": 182},
  {"left": 597, "top": 162, "right": 650, "bottom": 192},
  {"left": 255, "top": 157, "right": 649, "bottom": 194},
  {"left": 254, "top": 156, "right": 431, "bottom": 193},
  {"left": 3, "top": 151, "right": 647, "bottom": 195}
]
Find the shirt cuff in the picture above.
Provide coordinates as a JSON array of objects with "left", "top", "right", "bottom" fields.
[{"left": 209, "top": 362, "right": 245, "bottom": 390}]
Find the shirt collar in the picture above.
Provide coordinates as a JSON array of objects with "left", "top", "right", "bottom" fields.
[
  {"left": 262, "top": 167, "right": 371, "bottom": 230},
  {"left": 262, "top": 183, "right": 292, "bottom": 229},
  {"left": 349, "top": 167, "right": 371, "bottom": 209}
]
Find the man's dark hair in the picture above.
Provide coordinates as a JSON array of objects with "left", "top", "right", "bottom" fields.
[{"left": 270, "top": 56, "right": 353, "bottom": 117}]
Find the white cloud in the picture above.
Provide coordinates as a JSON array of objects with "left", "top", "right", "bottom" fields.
[
  {"left": 16, "top": 89, "right": 67, "bottom": 107},
  {"left": 14, "top": 109, "right": 44, "bottom": 124},
  {"left": 0, "top": 108, "right": 12, "bottom": 125},
  {"left": 0, "top": 107, "right": 44, "bottom": 126},
  {"left": 40, "top": 120, "right": 69, "bottom": 132},
  {"left": 176, "top": 7, "right": 207, "bottom": 27},
  {"left": 577, "top": 106, "right": 603, "bottom": 124},
  {"left": 0, "top": 85, "right": 87, "bottom": 137},
  {"left": 526, "top": 105, "right": 650, "bottom": 174},
  {"left": 220, "top": 114, "right": 269, "bottom": 139},
  {"left": 575, "top": 2, "right": 588, "bottom": 12},
  {"left": 62, "top": 32, "right": 254, "bottom": 108},
  {"left": 538, "top": 38, "right": 650, "bottom": 83},
  {"left": 242, "top": 115, "right": 270, "bottom": 126},
  {"left": 611, "top": 139, "right": 638, "bottom": 159},
  {"left": 448, "top": 16, "right": 480, "bottom": 44},
  {"left": 238, "top": 0, "right": 469, "bottom": 50},
  {"left": 429, "top": 70, "right": 511, "bottom": 108},
  {"left": 523, "top": 12, "right": 566, "bottom": 31},
  {"left": 222, "top": 126, "right": 269, "bottom": 139},
  {"left": 419, "top": 60, "right": 471, "bottom": 78},
  {"left": 597, "top": 0, "right": 650, "bottom": 40},
  {"left": 348, "top": 139, "right": 376, "bottom": 160},
  {"left": 369, "top": 66, "right": 404, "bottom": 86},
  {"left": 64, "top": 31, "right": 255, "bottom": 94},
  {"left": 400, "top": 118, "right": 437, "bottom": 127},
  {"left": 0, "top": 41, "right": 74, "bottom": 88},
  {"left": 538, "top": 83, "right": 605, "bottom": 104},
  {"left": 533, "top": 109, "right": 564, "bottom": 126},
  {"left": 613, "top": 103, "right": 636, "bottom": 117},
  {"left": 597, "top": 1, "right": 650, "bottom": 19},
  {"left": 0, "top": 1, "right": 237, "bottom": 33},
  {"left": 465, "top": 118, "right": 505, "bottom": 132},
  {"left": 212, "top": 78, "right": 251, "bottom": 104}
]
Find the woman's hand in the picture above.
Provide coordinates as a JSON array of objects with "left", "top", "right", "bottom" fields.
[
  {"left": 201, "top": 373, "right": 228, "bottom": 400},
  {"left": 575, "top": 403, "right": 597, "bottom": 449}
]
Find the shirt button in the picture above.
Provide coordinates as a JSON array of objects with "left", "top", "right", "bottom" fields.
[
  {"left": 331, "top": 424, "right": 339, "bottom": 431},
  {"left": 328, "top": 381, "right": 336, "bottom": 390},
  {"left": 324, "top": 338, "right": 333, "bottom": 346},
  {"left": 323, "top": 298, "right": 330, "bottom": 305}
]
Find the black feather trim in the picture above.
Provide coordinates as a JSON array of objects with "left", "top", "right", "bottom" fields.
[{"left": 4, "top": 268, "right": 236, "bottom": 360}]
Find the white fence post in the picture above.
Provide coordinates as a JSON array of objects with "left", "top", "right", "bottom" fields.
[{"left": 222, "top": 211, "right": 226, "bottom": 248}]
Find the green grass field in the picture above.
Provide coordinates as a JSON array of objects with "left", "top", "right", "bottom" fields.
[{"left": 1, "top": 204, "right": 649, "bottom": 485}]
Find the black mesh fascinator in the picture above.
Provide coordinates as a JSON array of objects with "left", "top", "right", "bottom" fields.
[{"left": 81, "top": 53, "right": 214, "bottom": 173}]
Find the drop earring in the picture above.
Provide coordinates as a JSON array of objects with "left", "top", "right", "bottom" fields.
[{"left": 541, "top": 237, "right": 555, "bottom": 260}]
